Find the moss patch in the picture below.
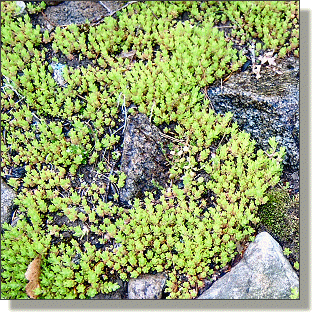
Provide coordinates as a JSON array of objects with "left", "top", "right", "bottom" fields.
[{"left": 258, "top": 188, "right": 299, "bottom": 270}]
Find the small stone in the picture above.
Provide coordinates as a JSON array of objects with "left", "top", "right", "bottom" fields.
[
  {"left": 42, "top": 1, "right": 110, "bottom": 26},
  {"left": 15, "top": 1, "right": 26, "bottom": 16},
  {"left": 128, "top": 273, "right": 167, "bottom": 299},
  {"left": 119, "top": 113, "right": 169, "bottom": 203},
  {"left": 45, "top": 21, "right": 55, "bottom": 33},
  {"left": 1, "top": 178, "right": 17, "bottom": 226},
  {"left": 50, "top": 63, "right": 67, "bottom": 87}
]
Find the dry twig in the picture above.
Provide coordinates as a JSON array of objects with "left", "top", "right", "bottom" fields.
[{"left": 158, "top": 131, "right": 184, "bottom": 143}]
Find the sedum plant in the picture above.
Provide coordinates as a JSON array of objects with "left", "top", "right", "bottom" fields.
[
  {"left": 104, "top": 119, "right": 285, "bottom": 299},
  {"left": 1, "top": 0, "right": 295, "bottom": 299}
]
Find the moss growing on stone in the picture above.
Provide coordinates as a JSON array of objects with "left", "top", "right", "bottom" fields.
[{"left": 258, "top": 188, "right": 299, "bottom": 266}]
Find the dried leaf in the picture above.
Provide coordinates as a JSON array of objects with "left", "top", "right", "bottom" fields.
[
  {"left": 119, "top": 50, "right": 136, "bottom": 59},
  {"left": 252, "top": 65, "right": 261, "bottom": 79},
  {"left": 258, "top": 51, "right": 276, "bottom": 66},
  {"left": 25, "top": 255, "right": 41, "bottom": 299},
  {"left": 82, "top": 224, "right": 89, "bottom": 235},
  {"left": 267, "top": 56, "right": 276, "bottom": 66},
  {"left": 259, "top": 56, "right": 267, "bottom": 64}
]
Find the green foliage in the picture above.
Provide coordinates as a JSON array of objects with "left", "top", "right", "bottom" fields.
[
  {"left": 1, "top": 0, "right": 297, "bottom": 299},
  {"left": 1, "top": 220, "right": 51, "bottom": 299},
  {"left": 283, "top": 247, "right": 292, "bottom": 257},
  {"left": 26, "top": 1, "right": 46, "bottom": 14},
  {"left": 104, "top": 128, "right": 284, "bottom": 298},
  {"left": 290, "top": 287, "right": 299, "bottom": 299},
  {"left": 210, "top": 1, "right": 299, "bottom": 55}
]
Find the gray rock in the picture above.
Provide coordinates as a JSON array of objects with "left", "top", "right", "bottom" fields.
[
  {"left": 1, "top": 178, "right": 17, "bottom": 226},
  {"left": 50, "top": 62, "right": 67, "bottom": 87},
  {"left": 15, "top": 1, "right": 26, "bottom": 16},
  {"left": 119, "top": 113, "right": 169, "bottom": 204},
  {"left": 197, "top": 232, "right": 299, "bottom": 299},
  {"left": 44, "top": 1, "right": 64, "bottom": 5},
  {"left": 208, "top": 56, "right": 299, "bottom": 192},
  {"left": 41, "top": 1, "right": 109, "bottom": 26},
  {"left": 128, "top": 273, "right": 167, "bottom": 299}
]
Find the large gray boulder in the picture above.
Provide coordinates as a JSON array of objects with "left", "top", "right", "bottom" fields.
[
  {"left": 198, "top": 232, "right": 299, "bottom": 299},
  {"left": 208, "top": 56, "right": 299, "bottom": 193}
]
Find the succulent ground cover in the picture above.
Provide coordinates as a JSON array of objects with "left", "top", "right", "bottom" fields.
[{"left": 1, "top": 1, "right": 299, "bottom": 299}]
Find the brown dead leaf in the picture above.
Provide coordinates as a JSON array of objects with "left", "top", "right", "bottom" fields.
[
  {"left": 259, "top": 51, "right": 276, "bottom": 66},
  {"left": 267, "top": 57, "right": 276, "bottom": 66},
  {"left": 25, "top": 255, "right": 41, "bottom": 299},
  {"left": 252, "top": 64, "right": 261, "bottom": 79},
  {"left": 118, "top": 50, "right": 137, "bottom": 61}
]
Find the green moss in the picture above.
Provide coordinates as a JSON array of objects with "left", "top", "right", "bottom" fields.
[
  {"left": 258, "top": 188, "right": 299, "bottom": 263},
  {"left": 259, "top": 189, "right": 298, "bottom": 238}
]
